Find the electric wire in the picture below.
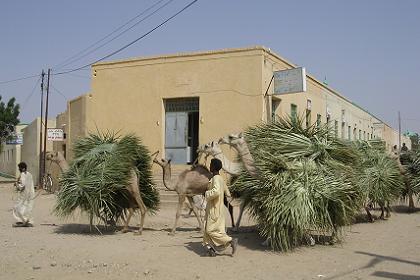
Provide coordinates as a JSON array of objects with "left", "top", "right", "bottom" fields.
[
  {"left": 55, "top": 0, "right": 199, "bottom": 76},
  {"left": 0, "top": 74, "right": 40, "bottom": 85},
  {"left": 53, "top": 0, "right": 174, "bottom": 70},
  {"left": 20, "top": 75, "right": 42, "bottom": 112}
]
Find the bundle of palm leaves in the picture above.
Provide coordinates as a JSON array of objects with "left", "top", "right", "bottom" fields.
[
  {"left": 399, "top": 151, "right": 420, "bottom": 207},
  {"left": 54, "top": 132, "right": 159, "bottom": 225},
  {"left": 353, "top": 141, "right": 404, "bottom": 210},
  {"left": 231, "top": 117, "right": 362, "bottom": 251}
]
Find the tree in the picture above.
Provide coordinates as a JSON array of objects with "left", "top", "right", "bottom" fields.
[
  {"left": 407, "top": 132, "right": 419, "bottom": 152},
  {"left": 0, "top": 95, "right": 20, "bottom": 152}
]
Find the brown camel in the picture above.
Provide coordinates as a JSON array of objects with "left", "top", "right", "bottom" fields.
[
  {"left": 153, "top": 155, "right": 211, "bottom": 235},
  {"left": 153, "top": 153, "right": 236, "bottom": 234},
  {"left": 46, "top": 151, "right": 148, "bottom": 235}
]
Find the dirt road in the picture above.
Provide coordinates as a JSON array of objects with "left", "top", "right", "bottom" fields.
[{"left": 1, "top": 183, "right": 420, "bottom": 280}]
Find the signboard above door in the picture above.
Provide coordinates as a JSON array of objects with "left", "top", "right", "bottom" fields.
[{"left": 273, "top": 67, "right": 306, "bottom": 95}]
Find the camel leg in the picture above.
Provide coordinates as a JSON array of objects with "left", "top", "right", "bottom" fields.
[
  {"left": 121, "top": 208, "right": 134, "bottom": 233},
  {"left": 130, "top": 172, "right": 147, "bottom": 236},
  {"left": 89, "top": 214, "right": 93, "bottom": 232},
  {"left": 133, "top": 200, "right": 147, "bottom": 236},
  {"left": 379, "top": 203, "right": 385, "bottom": 220},
  {"left": 171, "top": 195, "right": 185, "bottom": 235},
  {"left": 187, "top": 196, "right": 204, "bottom": 232},
  {"left": 385, "top": 201, "right": 391, "bottom": 218},
  {"left": 365, "top": 206, "right": 374, "bottom": 223},
  {"left": 234, "top": 200, "right": 248, "bottom": 231},
  {"left": 224, "top": 197, "right": 235, "bottom": 228}
]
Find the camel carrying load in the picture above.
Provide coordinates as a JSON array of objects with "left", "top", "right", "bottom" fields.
[
  {"left": 204, "top": 117, "right": 405, "bottom": 251},
  {"left": 53, "top": 132, "right": 159, "bottom": 233}
]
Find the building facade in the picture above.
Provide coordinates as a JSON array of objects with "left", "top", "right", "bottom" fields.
[
  {"left": 57, "top": 46, "right": 410, "bottom": 165},
  {"left": 0, "top": 124, "right": 27, "bottom": 177},
  {"left": 20, "top": 118, "right": 56, "bottom": 184}
]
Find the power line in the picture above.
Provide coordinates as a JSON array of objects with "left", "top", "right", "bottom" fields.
[
  {"left": 0, "top": 74, "right": 39, "bottom": 85},
  {"left": 53, "top": 0, "right": 172, "bottom": 70},
  {"left": 51, "top": 85, "right": 68, "bottom": 101},
  {"left": 20, "top": 75, "right": 42, "bottom": 112},
  {"left": 55, "top": 0, "right": 199, "bottom": 76}
]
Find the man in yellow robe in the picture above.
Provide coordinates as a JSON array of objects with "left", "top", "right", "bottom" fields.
[{"left": 203, "top": 158, "right": 238, "bottom": 256}]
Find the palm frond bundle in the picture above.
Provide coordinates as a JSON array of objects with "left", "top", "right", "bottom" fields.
[
  {"left": 353, "top": 141, "right": 404, "bottom": 205},
  {"left": 231, "top": 116, "right": 361, "bottom": 251},
  {"left": 400, "top": 151, "right": 420, "bottom": 200},
  {"left": 54, "top": 132, "right": 159, "bottom": 224}
]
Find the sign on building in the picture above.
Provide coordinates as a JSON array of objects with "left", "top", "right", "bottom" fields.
[
  {"left": 47, "top": 128, "right": 64, "bottom": 141},
  {"left": 5, "top": 133, "right": 23, "bottom": 145},
  {"left": 273, "top": 67, "right": 307, "bottom": 95}
]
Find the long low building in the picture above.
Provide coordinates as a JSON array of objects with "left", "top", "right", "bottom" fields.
[{"left": 54, "top": 46, "right": 410, "bottom": 165}]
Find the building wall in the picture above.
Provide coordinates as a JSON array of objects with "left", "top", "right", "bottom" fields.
[
  {"left": 84, "top": 48, "right": 264, "bottom": 160},
  {"left": 66, "top": 95, "right": 88, "bottom": 161},
  {"left": 20, "top": 118, "right": 56, "bottom": 184},
  {"left": 61, "top": 46, "right": 411, "bottom": 166},
  {"left": 0, "top": 124, "right": 26, "bottom": 177},
  {"left": 261, "top": 48, "right": 406, "bottom": 148}
]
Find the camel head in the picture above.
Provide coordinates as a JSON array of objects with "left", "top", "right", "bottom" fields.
[
  {"left": 152, "top": 151, "right": 172, "bottom": 169},
  {"left": 197, "top": 141, "right": 222, "bottom": 157},
  {"left": 45, "top": 151, "right": 59, "bottom": 163},
  {"left": 219, "top": 132, "right": 245, "bottom": 147}
]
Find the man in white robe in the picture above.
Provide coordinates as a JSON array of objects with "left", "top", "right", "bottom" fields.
[{"left": 13, "top": 162, "right": 35, "bottom": 227}]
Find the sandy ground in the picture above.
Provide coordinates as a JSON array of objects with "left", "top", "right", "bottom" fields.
[{"left": 1, "top": 183, "right": 420, "bottom": 280}]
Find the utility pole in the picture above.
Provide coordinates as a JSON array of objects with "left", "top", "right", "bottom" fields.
[
  {"left": 38, "top": 70, "right": 45, "bottom": 186},
  {"left": 42, "top": 69, "right": 51, "bottom": 179},
  {"left": 398, "top": 111, "right": 402, "bottom": 151}
]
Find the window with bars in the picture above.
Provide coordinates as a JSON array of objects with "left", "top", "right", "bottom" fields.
[
  {"left": 334, "top": 120, "right": 338, "bottom": 137},
  {"left": 291, "top": 104, "right": 297, "bottom": 122},
  {"left": 317, "top": 114, "right": 321, "bottom": 127},
  {"left": 165, "top": 98, "right": 199, "bottom": 112}
]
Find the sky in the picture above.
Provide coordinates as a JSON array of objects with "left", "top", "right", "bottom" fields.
[{"left": 1, "top": 0, "right": 419, "bottom": 133}]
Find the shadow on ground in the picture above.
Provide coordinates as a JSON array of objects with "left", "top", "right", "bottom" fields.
[
  {"left": 323, "top": 251, "right": 420, "bottom": 280},
  {"left": 391, "top": 205, "right": 420, "bottom": 214},
  {"left": 371, "top": 271, "right": 420, "bottom": 280},
  {"left": 54, "top": 223, "right": 160, "bottom": 235}
]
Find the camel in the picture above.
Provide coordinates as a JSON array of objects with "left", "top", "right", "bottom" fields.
[
  {"left": 153, "top": 152, "right": 235, "bottom": 234},
  {"left": 198, "top": 140, "right": 251, "bottom": 231},
  {"left": 218, "top": 132, "right": 258, "bottom": 177},
  {"left": 197, "top": 141, "right": 243, "bottom": 176},
  {"left": 45, "top": 151, "right": 148, "bottom": 235},
  {"left": 216, "top": 133, "right": 316, "bottom": 246}
]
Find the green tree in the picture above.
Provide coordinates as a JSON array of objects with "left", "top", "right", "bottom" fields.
[
  {"left": 408, "top": 133, "right": 419, "bottom": 152},
  {"left": 0, "top": 95, "right": 20, "bottom": 152}
]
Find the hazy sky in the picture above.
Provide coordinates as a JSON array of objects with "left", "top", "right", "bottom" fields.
[{"left": 1, "top": 0, "right": 419, "bottom": 133}]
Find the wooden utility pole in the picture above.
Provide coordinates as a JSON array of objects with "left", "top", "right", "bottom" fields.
[
  {"left": 38, "top": 70, "right": 45, "bottom": 186},
  {"left": 42, "top": 69, "right": 51, "bottom": 178},
  {"left": 398, "top": 111, "right": 402, "bottom": 151}
]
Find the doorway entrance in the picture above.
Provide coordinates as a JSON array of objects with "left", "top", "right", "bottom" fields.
[{"left": 164, "top": 98, "right": 199, "bottom": 164}]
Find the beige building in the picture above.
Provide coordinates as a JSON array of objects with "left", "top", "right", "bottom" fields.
[
  {"left": 0, "top": 124, "right": 27, "bottom": 178},
  {"left": 20, "top": 118, "right": 56, "bottom": 184},
  {"left": 57, "top": 46, "right": 410, "bottom": 165}
]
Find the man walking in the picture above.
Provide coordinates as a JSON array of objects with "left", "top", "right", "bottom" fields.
[
  {"left": 203, "top": 158, "right": 238, "bottom": 256},
  {"left": 13, "top": 162, "right": 35, "bottom": 227}
]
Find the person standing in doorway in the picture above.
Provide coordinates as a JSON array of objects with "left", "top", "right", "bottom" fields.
[
  {"left": 401, "top": 143, "right": 409, "bottom": 153},
  {"left": 203, "top": 158, "right": 238, "bottom": 256},
  {"left": 13, "top": 162, "right": 35, "bottom": 227}
]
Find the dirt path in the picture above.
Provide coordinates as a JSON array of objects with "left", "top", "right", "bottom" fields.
[{"left": 1, "top": 183, "right": 420, "bottom": 280}]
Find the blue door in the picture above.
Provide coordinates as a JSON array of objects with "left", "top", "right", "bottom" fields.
[{"left": 165, "top": 112, "right": 189, "bottom": 164}]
